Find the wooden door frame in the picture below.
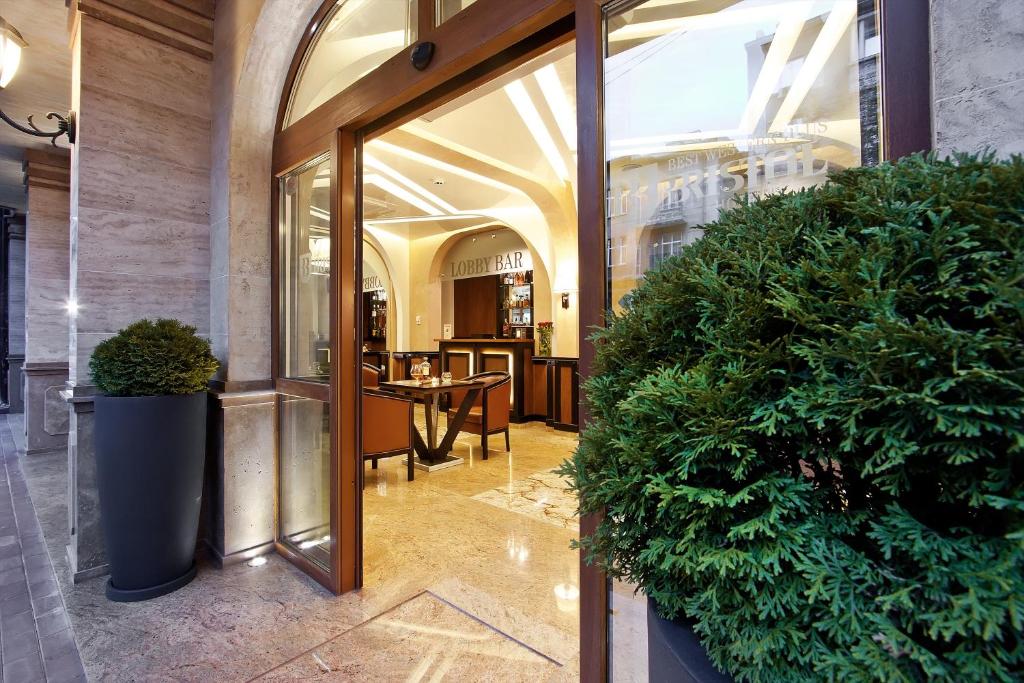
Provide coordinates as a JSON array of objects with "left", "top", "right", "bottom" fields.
[{"left": 270, "top": 0, "right": 931, "bottom": 678}]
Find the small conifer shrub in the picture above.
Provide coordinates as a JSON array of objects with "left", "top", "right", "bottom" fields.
[
  {"left": 90, "top": 319, "right": 219, "bottom": 397},
  {"left": 564, "top": 153, "right": 1024, "bottom": 681}
]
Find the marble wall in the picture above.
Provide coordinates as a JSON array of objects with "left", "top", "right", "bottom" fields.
[
  {"left": 23, "top": 162, "right": 71, "bottom": 454},
  {"left": 25, "top": 182, "right": 70, "bottom": 365},
  {"left": 71, "top": 16, "right": 212, "bottom": 381},
  {"left": 931, "top": 0, "right": 1024, "bottom": 156}
]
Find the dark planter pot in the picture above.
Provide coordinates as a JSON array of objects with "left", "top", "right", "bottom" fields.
[
  {"left": 94, "top": 392, "right": 207, "bottom": 602},
  {"left": 648, "top": 601, "right": 733, "bottom": 683}
]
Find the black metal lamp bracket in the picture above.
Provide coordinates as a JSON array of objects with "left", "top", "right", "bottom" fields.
[{"left": 0, "top": 109, "right": 75, "bottom": 146}]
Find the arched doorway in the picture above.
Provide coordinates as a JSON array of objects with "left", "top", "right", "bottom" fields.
[{"left": 270, "top": 0, "right": 588, "bottom": 672}]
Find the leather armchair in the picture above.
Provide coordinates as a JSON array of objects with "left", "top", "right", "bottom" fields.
[
  {"left": 362, "top": 389, "right": 414, "bottom": 481},
  {"left": 362, "top": 363, "right": 381, "bottom": 388},
  {"left": 446, "top": 371, "right": 511, "bottom": 460}
]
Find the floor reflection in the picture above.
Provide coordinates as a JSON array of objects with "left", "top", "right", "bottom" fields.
[{"left": 360, "top": 420, "right": 582, "bottom": 675}]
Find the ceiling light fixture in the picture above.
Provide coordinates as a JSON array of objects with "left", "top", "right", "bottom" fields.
[{"left": 0, "top": 16, "right": 75, "bottom": 146}]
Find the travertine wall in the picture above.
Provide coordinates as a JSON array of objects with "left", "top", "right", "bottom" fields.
[
  {"left": 23, "top": 149, "right": 71, "bottom": 454},
  {"left": 931, "top": 0, "right": 1024, "bottom": 156},
  {"left": 70, "top": 17, "right": 211, "bottom": 383},
  {"left": 25, "top": 184, "right": 69, "bottom": 365}
]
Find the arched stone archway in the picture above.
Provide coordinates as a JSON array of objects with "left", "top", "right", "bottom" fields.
[
  {"left": 207, "top": 0, "right": 325, "bottom": 565},
  {"left": 210, "top": 0, "right": 324, "bottom": 385}
]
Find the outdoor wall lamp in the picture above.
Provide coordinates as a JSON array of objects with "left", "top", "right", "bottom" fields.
[{"left": 0, "top": 16, "right": 76, "bottom": 146}]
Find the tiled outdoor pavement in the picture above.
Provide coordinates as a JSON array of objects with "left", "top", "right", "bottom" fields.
[{"left": 0, "top": 417, "right": 86, "bottom": 682}]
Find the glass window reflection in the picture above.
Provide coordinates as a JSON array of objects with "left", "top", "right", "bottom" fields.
[
  {"left": 605, "top": 0, "right": 881, "bottom": 310},
  {"left": 284, "top": 0, "right": 418, "bottom": 127},
  {"left": 279, "top": 156, "right": 332, "bottom": 382}
]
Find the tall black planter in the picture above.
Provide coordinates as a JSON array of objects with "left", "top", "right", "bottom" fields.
[
  {"left": 94, "top": 392, "right": 207, "bottom": 602},
  {"left": 648, "top": 602, "right": 733, "bottom": 683}
]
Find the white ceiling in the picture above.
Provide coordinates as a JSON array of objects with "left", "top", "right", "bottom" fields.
[
  {"left": 0, "top": 0, "right": 72, "bottom": 211},
  {"left": 363, "top": 42, "right": 577, "bottom": 234}
]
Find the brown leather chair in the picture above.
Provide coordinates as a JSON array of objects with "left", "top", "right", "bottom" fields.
[
  {"left": 362, "top": 364, "right": 414, "bottom": 481},
  {"left": 362, "top": 363, "right": 381, "bottom": 388},
  {"left": 445, "top": 371, "right": 511, "bottom": 460}
]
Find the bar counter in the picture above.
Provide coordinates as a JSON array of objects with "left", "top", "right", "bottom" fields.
[{"left": 437, "top": 338, "right": 534, "bottom": 421}]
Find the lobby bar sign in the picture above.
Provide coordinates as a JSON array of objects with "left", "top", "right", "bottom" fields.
[{"left": 445, "top": 229, "right": 533, "bottom": 280}]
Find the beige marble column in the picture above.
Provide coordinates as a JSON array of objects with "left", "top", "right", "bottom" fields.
[
  {"left": 22, "top": 149, "right": 71, "bottom": 455},
  {"left": 65, "top": 0, "right": 214, "bottom": 581}
]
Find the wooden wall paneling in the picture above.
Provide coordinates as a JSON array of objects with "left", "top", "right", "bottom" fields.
[
  {"left": 531, "top": 361, "right": 548, "bottom": 417},
  {"left": 446, "top": 352, "right": 472, "bottom": 379},
  {"left": 559, "top": 364, "right": 574, "bottom": 425},
  {"left": 481, "top": 353, "right": 509, "bottom": 374}
]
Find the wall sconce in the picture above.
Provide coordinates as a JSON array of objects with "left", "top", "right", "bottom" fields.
[
  {"left": 0, "top": 16, "right": 76, "bottom": 146},
  {"left": 560, "top": 292, "right": 570, "bottom": 309}
]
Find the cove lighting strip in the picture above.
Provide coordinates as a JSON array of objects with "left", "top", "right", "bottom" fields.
[
  {"left": 369, "top": 139, "right": 526, "bottom": 197},
  {"left": 364, "top": 173, "right": 443, "bottom": 216},
  {"left": 363, "top": 214, "right": 487, "bottom": 225},
  {"left": 364, "top": 152, "right": 459, "bottom": 214},
  {"left": 504, "top": 80, "right": 571, "bottom": 182},
  {"left": 534, "top": 65, "right": 577, "bottom": 152}
]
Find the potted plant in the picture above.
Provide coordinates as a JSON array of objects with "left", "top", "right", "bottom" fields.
[
  {"left": 90, "top": 318, "right": 219, "bottom": 602},
  {"left": 563, "top": 153, "right": 1024, "bottom": 681}
]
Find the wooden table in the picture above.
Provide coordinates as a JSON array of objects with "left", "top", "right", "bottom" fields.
[{"left": 378, "top": 378, "right": 484, "bottom": 468}]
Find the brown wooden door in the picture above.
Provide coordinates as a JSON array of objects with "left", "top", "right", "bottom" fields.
[{"left": 453, "top": 275, "right": 498, "bottom": 338}]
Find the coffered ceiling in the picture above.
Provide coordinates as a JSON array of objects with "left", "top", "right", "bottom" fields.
[{"left": 0, "top": 0, "right": 72, "bottom": 211}]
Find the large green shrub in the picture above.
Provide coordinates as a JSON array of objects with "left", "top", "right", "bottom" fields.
[
  {"left": 90, "top": 319, "right": 219, "bottom": 397},
  {"left": 564, "top": 153, "right": 1024, "bottom": 682}
]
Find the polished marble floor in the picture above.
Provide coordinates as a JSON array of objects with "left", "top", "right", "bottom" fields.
[{"left": 18, "top": 415, "right": 610, "bottom": 681}]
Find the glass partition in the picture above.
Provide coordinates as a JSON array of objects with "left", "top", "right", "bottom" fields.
[
  {"left": 284, "top": 0, "right": 418, "bottom": 127},
  {"left": 279, "top": 155, "right": 332, "bottom": 382},
  {"left": 602, "top": 0, "right": 881, "bottom": 678},
  {"left": 278, "top": 394, "right": 332, "bottom": 571}
]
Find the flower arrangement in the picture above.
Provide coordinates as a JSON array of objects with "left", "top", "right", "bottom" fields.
[{"left": 537, "top": 321, "right": 553, "bottom": 357}]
